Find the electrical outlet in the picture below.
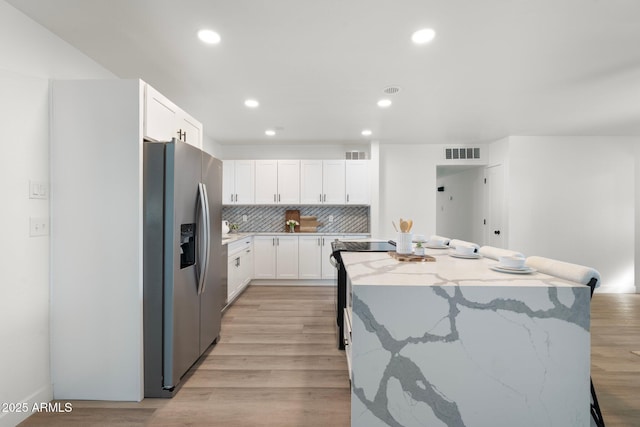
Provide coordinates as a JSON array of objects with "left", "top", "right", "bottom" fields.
[
  {"left": 242, "top": 215, "right": 248, "bottom": 222},
  {"left": 29, "top": 217, "right": 49, "bottom": 237},
  {"left": 328, "top": 215, "right": 334, "bottom": 223}
]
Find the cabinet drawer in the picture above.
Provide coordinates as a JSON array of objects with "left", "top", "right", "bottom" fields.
[{"left": 228, "top": 237, "right": 252, "bottom": 258}]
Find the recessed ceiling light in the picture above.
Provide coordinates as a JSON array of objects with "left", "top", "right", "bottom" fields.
[
  {"left": 411, "top": 28, "right": 436, "bottom": 45},
  {"left": 244, "top": 99, "right": 259, "bottom": 108},
  {"left": 198, "top": 29, "right": 221, "bottom": 44},
  {"left": 265, "top": 129, "right": 276, "bottom": 136},
  {"left": 377, "top": 99, "right": 392, "bottom": 108},
  {"left": 361, "top": 129, "right": 372, "bottom": 136}
]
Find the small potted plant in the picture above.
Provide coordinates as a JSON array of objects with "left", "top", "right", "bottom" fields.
[
  {"left": 414, "top": 241, "right": 425, "bottom": 256},
  {"left": 286, "top": 219, "right": 299, "bottom": 233},
  {"left": 229, "top": 223, "right": 240, "bottom": 233}
]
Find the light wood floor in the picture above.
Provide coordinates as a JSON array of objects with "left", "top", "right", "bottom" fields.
[{"left": 19, "top": 287, "right": 640, "bottom": 426}]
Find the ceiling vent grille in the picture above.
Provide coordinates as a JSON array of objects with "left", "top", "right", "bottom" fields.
[
  {"left": 444, "top": 147, "right": 481, "bottom": 160},
  {"left": 382, "top": 86, "right": 401, "bottom": 95}
]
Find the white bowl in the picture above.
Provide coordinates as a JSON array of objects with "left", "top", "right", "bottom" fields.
[
  {"left": 455, "top": 245, "right": 475, "bottom": 255},
  {"left": 427, "top": 238, "right": 445, "bottom": 247},
  {"left": 498, "top": 255, "right": 525, "bottom": 269}
]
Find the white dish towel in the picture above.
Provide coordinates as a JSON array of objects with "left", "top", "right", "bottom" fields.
[
  {"left": 449, "top": 239, "right": 480, "bottom": 251},
  {"left": 478, "top": 246, "right": 524, "bottom": 260},
  {"left": 428, "top": 235, "right": 451, "bottom": 245},
  {"left": 525, "top": 256, "right": 601, "bottom": 287}
]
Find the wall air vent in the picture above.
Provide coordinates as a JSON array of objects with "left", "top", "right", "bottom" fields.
[{"left": 444, "top": 147, "right": 481, "bottom": 160}]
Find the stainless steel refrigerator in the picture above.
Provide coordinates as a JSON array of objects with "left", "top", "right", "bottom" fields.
[{"left": 143, "top": 139, "right": 223, "bottom": 397}]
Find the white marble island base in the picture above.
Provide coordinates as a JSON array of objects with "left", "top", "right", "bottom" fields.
[{"left": 343, "top": 252, "right": 591, "bottom": 427}]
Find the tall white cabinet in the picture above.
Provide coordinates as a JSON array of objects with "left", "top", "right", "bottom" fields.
[
  {"left": 50, "top": 79, "right": 146, "bottom": 401},
  {"left": 49, "top": 79, "right": 206, "bottom": 401}
]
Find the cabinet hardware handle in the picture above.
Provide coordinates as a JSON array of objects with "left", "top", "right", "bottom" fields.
[
  {"left": 272, "top": 238, "right": 275, "bottom": 246},
  {"left": 494, "top": 230, "right": 501, "bottom": 235},
  {"left": 318, "top": 238, "right": 320, "bottom": 246},
  {"left": 347, "top": 194, "right": 349, "bottom": 202},
  {"left": 235, "top": 194, "right": 238, "bottom": 202},
  {"left": 323, "top": 194, "right": 326, "bottom": 202},
  {"left": 319, "top": 194, "right": 322, "bottom": 202},
  {"left": 278, "top": 194, "right": 281, "bottom": 202},
  {"left": 274, "top": 194, "right": 276, "bottom": 202},
  {"left": 230, "top": 194, "right": 234, "bottom": 202}
]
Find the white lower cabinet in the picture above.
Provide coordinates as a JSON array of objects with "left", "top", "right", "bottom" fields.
[
  {"left": 321, "top": 236, "right": 339, "bottom": 279},
  {"left": 299, "top": 236, "right": 323, "bottom": 279},
  {"left": 227, "top": 237, "right": 253, "bottom": 302},
  {"left": 253, "top": 235, "right": 299, "bottom": 279}
]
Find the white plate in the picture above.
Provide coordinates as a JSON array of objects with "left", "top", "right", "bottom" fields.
[
  {"left": 490, "top": 265, "right": 536, "bottom": 274},
  {"left": 449, "top": 252, "right": 482, "bottom": 259},
  {"left": 425, "top": 243, "right": 449, "bottom": 249}
]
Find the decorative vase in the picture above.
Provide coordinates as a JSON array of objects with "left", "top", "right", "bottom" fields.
[{"left": 289, "top": 225, "right": 295, "bottom": 233}]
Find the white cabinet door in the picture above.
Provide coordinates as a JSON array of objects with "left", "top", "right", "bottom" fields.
[
  {"left": 323, "top": 160, "right": 346, "bottom": 204},
  {"left": 276, "top": 236, "right": 299, "bottom": 279},
  {"left": 144, "top": 84, "right": 203, "bottom": 149},
  {"left": 227, "top": 256, "right": 241, "bottom": 301},
  {"left": 176, "top": 110, "right": 203, "bottom": 149},
  {"left": 234, "top": 160, "right": 255, "bottom": 204},
  {"left": 240, "top": 245, "right": 253, "bottom": 287},
  {"left": 321, "top": 235, "right": 338, "bottom": 279},
  {"left": 144, "top": 84, "right": 179, "bottom": 142},
  {"left": 224, "top": 160, "right": 255, "bottom": 205},
  {"left": 300, "top": 160, "right": 323, "bottom": 204},
  {"left": 298, "top": 236, "right": 322, "bottom": 279},
  {"left": 222, "top": 161, "right": 235, "bottom": 205},
  {"left": 255, "top": 160, "right": 278, "bottom": 204},
  {"left": 345, "top": 160, "right": 370, "bottom": 205},
  {"left": 277, "top": 160, "right": 300, "bottom": 204},
  {"left": 253, "top": 236, "right": 277, "bottom": 279}
]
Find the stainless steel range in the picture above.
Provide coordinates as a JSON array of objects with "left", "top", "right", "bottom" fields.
[{"left": 330, "top": 240, "right": 397, "bottom": 349}]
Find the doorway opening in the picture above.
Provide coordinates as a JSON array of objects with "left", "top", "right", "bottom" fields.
[{"left": 435, "top": 165, "right": 485, "bottom": 245}]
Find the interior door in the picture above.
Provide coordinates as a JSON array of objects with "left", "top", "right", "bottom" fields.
[{"left": 486, "top": 164, "right": 506, "bottom": 248}]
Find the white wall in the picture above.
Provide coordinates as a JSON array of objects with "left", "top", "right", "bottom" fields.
[
  {"left": 217, "top": 142, "right": 370, "bottom": 160},
  {"left": 507, "top": 136, "right": 636, "bottom": 293},
  {"left": 0, "top": 1, "right": 114, "bottom": 426},
  {"left": 377, "top": 144, "right": 441, "bottom": 239}
]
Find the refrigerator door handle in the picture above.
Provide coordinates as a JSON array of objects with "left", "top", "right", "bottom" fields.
[{"left": 196, "top": 183, "right": 210, "bottom": 295}]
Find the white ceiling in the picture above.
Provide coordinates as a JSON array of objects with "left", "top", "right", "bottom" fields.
[{"left": 8, "top": 0, "right": 640, "bottom": 145}]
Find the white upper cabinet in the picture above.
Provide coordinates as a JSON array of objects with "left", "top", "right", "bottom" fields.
[
  {"left": 144, "top": 84, "right": 203, "bottom": 149},
  {"left": 300, "top": 160, "right": 324, "bottom": 204},
  {"left": 223, "top": 160, "right": 255, "bottom": 205},
  {"left": 345, "top": 160, "right": 370, "bottom": 205},
  {"left": 300, "top": 160, "right": 346, "bottom": 204},
  {"left": 254, "top": 160, "right": 278, "bottom": 204},
  {"left": 277, "top": 160, "right": 300, "bottom": 204},
  {"left": 255, "top": 160, "right": 300, "bottom": 205},
  {"left": 224, "top": 158, "right": 369, "bottom": 206}
]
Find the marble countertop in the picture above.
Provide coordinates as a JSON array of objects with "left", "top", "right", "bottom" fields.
[
  {"left": 340, "top": 250, "right": 584, "bottom": 288},
  {"left": 222, "top": 232, "right": 370, "bottom": 245}
]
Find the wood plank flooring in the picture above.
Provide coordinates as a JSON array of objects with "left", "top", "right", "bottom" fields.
[{"left": 18, "top": 288, "right": 640, "bottom": 426}]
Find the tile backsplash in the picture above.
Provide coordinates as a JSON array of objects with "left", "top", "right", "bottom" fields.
[{"left": 222, "top": 205, "right": 369, "bottom": 233}]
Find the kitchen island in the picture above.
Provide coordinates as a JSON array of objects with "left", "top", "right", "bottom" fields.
[{"left": 341, "top": 250, "right": 591, "bottom": 427}]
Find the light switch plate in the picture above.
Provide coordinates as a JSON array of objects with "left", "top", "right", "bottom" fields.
[
  {"left": 29, "top": 180, "right": 48, "bottom": 199},
  {"left": 30, "top": 217, "right": 49, "bottom": 237}
]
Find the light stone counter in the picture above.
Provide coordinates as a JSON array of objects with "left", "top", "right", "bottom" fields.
[{"left": 341, "top": 250, "right": 591, "bottom": 427}]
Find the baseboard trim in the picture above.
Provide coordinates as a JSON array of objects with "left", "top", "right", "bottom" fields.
[
  {"left": 0, "top": 383, "right": 53, "bottom": 427},
  {"left": 250, "top": 279, "right": 334, "bottom": 286}
]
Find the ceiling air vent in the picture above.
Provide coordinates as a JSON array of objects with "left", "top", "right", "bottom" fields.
[
  {"left": 382, "top": 86, "right": 401, "bottom": 95},
  {"left": 444, "top": 147, "right": 481, "bottom": 160}
]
